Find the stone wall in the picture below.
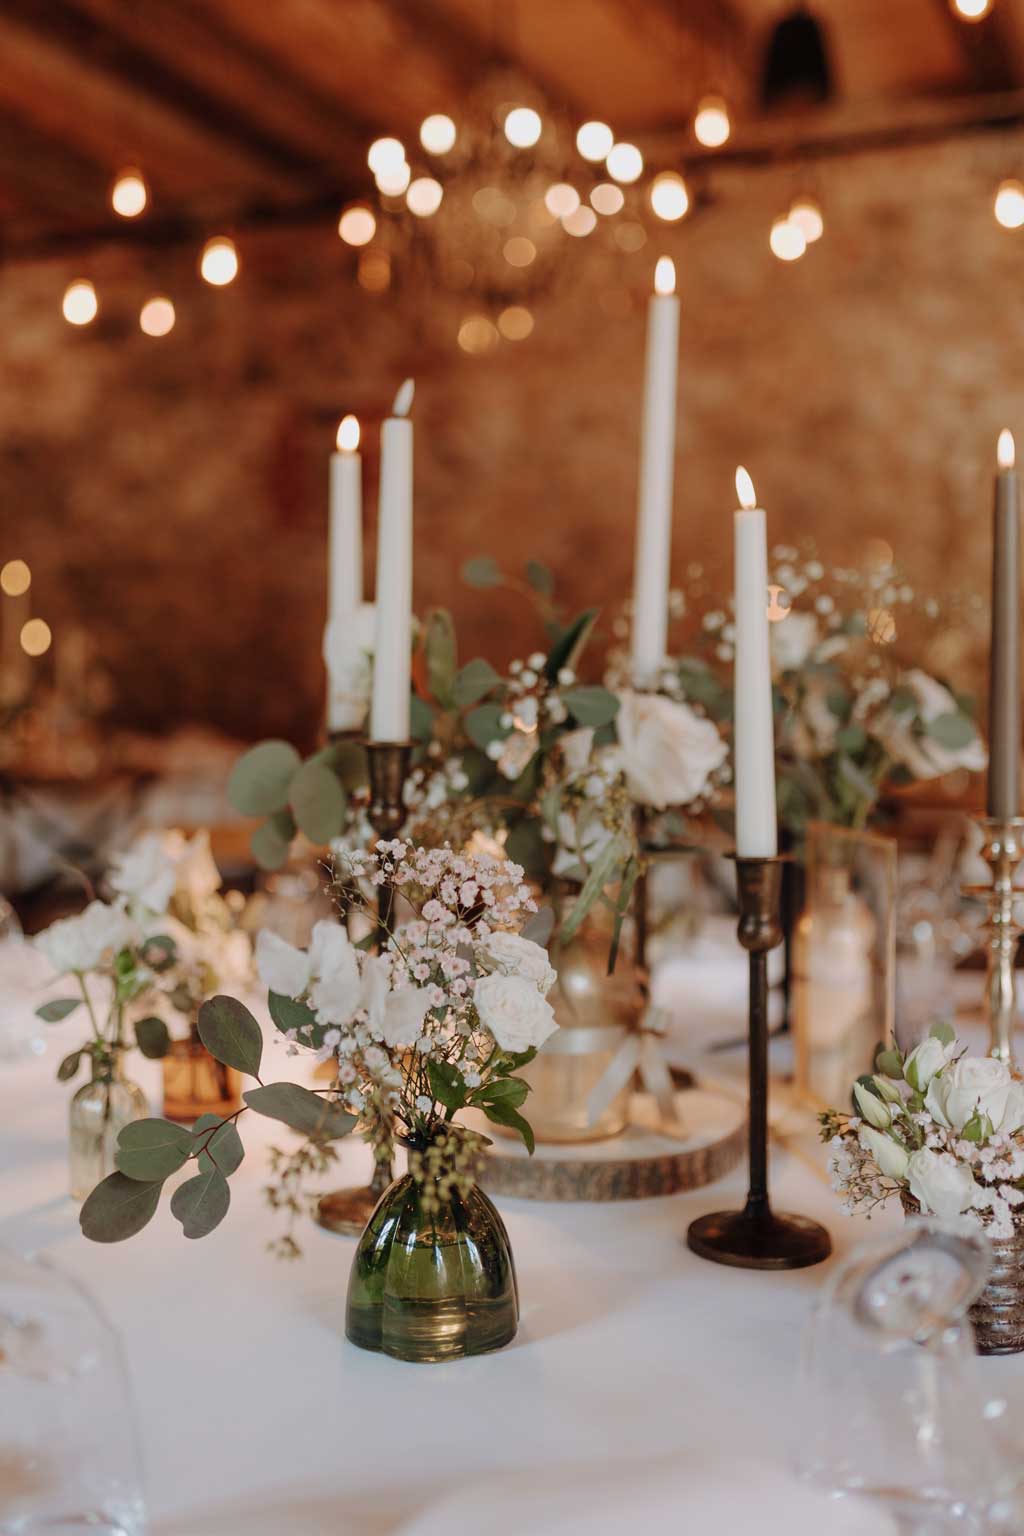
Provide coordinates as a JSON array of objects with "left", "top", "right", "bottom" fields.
[{"left": 3, "top": 132, "right": 1016, "bottom": 747}]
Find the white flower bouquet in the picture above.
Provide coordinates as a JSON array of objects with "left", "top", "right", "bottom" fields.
[{"left": 822, "top": 1026, "right": 1024, "bottom": 1239}]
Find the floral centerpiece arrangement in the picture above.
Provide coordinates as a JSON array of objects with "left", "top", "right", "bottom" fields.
[
  {"left": 79, "top": 840, "right": 556, "bottom": 1363},
  {"left": 823, "top": 1025, "right": 1024, "bottom": 1354}
]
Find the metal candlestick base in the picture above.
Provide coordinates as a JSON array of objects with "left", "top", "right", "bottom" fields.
[
  {"left": 686, "top": 855, "right": 831, "bottom": 1271},
  {"left": 315, "top": 738, "right": 413, "bottom": 1233},
  {"left": 963, "top": 817, "right": 1024, "bottom": 1068}
]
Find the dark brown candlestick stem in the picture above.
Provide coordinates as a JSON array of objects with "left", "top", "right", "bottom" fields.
[{"left": 686, "top": 855, "right": 831, "bottom": 1270}]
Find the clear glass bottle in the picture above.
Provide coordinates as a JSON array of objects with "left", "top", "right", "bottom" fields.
[
  {"left": 69, "top": 1052, "right": 148, "bottom": 1201},
  {"left": 793, "top": 864, "right": 877, "bottom": 1107}
]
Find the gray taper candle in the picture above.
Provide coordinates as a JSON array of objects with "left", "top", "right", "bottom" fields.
[{"left": 988, "top": 429, "right": 1021, "bottom": 820}]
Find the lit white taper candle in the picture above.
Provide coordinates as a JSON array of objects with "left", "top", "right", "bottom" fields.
[
  {"left": 631, "top": 255, "right": 680, "bottom": 686},
  {"left": 733, "top": 467, "right": 777, "bottom": 857},
  {"left": 326, "top": 414, "right": 364, "bottom": 730},
  {"left": 370, "top": 379, "right": 414, "bottom": 742}
]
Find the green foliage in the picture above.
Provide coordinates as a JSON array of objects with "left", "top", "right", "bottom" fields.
[
  {"left": 425, "top": 608, "right": 458, "bottom": 708},
  {"left": 925, "top": 712, "right": 976, "bottom": 750},
  {"left": 57, "top": 1049, "right": 83, "bottom": 1082},
  {"left": 471, "top": 1076, "right": 529, "bottom": 1110},
  {"left": 36, "top": 998, "right": 80, "bottom": 1023},
  {"left": 520, "top": 907, "right": 555, "bottom": 947},
  {"left": 428, "top": 1060, "right": 468, "bottom": 1113},
  {"left": 80, "top": 1172, "right": 163, "bottom": 1243},
  {"left": 504, "top": 815, "right": 548, "bottom": 878},
  {"left": 461, "top": 555, "right": 503, "bottom": 588},
  {"left": 479, "top": 1098, "right": 535, "bottom": 1154},
  {"left": 453, "top": 657, "right": 502, "bottom": 709},
  {"left": 545, "top": 608, "right": 599, "bottom": 683},
  {"left": 170, "top": 1169, "right": 231, "bottom": 1239},
  {"left": 243, "top": 1082, "right": 357, "bottom": 1139},
  {"left": 875, "top": 1045, "right": 903, "bottom": 1078},
  {"left": 930, "top": 1019, "right": 956, "bottom": 1047},
  {"left": 410, "top": 693, "right": 436, "bottom": 742},
  {"left": 198, "top": 995, "right": 263, "bottom": 1079},
  {"left": 134, "top": 1016, "right": 171, "bottom": 1060},
  {"left": 228, "top": 740, "right": 301, "bottom": 817},
  {"left": 193, "top": 1114, "right": 245, "bottom": 1176},
  {"left": 267, "top": 991, "right": 323, "bottom": 1044},
  {"left": 558, "top": 835, "right": 627, "bottom": 946},
  {"left": 465, "top": 703, "right": 509, "bottom": 751},
  {"left": 525, "top": 560, "right": 555, "bottom": 595},
  {"left": 115, "top": 1118, "right": 193, "bottom": 1182},
  {"left": 563, "top": 686, "right": 620, "bottom": 729},
  {"left": 606, "top": 856, "right": 639, "bottom": 975},
  {"left": 289, "top": 759, "right": 346, "bottom": 844},
  {"left": 251, "top": 810, "right": 296, "bottom": 871}
]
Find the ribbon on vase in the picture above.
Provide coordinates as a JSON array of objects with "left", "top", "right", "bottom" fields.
[{"left": 584, "top": 1004, "right": 684, "bottom": 1135}]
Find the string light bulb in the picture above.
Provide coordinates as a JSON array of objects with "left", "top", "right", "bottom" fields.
[
  {"left": 590, "top": 183, "right": 624, "bottom": 215},
  {"left": 769, "top": 216, "right": 806, "bottom": 261},
  {"left": 606, "top": 142, "right": 643, "bottom": 184},
  {"left": 406, "top": 177, "right": 443, "bottom": 216},
  {"left": 649, "top": 172, "right": 689, "bottom": 222},
  {"left": 200, "top": 237, "right": 239, "bottom": 286},
  {"left": 789, "top": 196, "right": 824, "bottom": 242},
  {"left": 562, "top": 206, "right": 597, "bottom": 237},
  {"left": 139, "top": 296, "right": 175, "bottom": 337},
  {"left": 694, "top": 96, "right": 731, "bottom": 148},
  {"left": 951, "top": 0, "right": 992, "bottom": 18},
  {"left": 111, "top": 168, "right": 148, "bottom": 218},
  {"left": 338, "top": 205, "right": 376, "bottom": 245},
  {"left": 0, "top": 560, "right": 30, "bottom": 597},
  {"left": 20, "top": 618, "right": 51, "bottom": 657},
  {"left": 376, "top": 162, "right": 411, "bottom": 197},
  {"left": 62, "top": 280, "right": 98, "bottom": 325},
  {"left": 995, "top": 180, "right": 1024, "bottom": 229},
  {"left": 504, "top": 107, "right": 542, "bottom": 148},
  {"left": 544, "top": 183, "right": 580, "bottom": 218},
  {"left": 576, "top": 121, "right": 614, "bottom": 162},
  {"left": 367, "top": 137, "right": 405, "bottom": 176},
  {"left": 499, "top": 305, "right": 534, "bottom": 340},
  {"left": 419, "top": 114, "right": 456, "bottom": 154}
]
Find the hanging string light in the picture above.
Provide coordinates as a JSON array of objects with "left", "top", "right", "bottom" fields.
[
  {"left": 576, "top": 121, "right": 614, "bottom": 162},
  {"left": 62, "top": 280, "right": 98, "bottom": 325},
  {"left": 139, "top": 296, "right": 175, "bottom": 336},
  {"left": 338, "top": 204, "right": 376, "bottom": 245},
  {"left": 606, "top": 142, "right": 643, "bottom": 184},
  {"left": 199, "top": 237, "right": 239, "bottom": 286},
  {"left": 951, "top": 0, "right": 992, "bottom": 18},
  {"left": 995, "top": 179, "right": 1024, "bottom": 228},
  {"left": 504, "top": 107, "right": 542, "bottom": 148},
  {"left": 111, "top": 168, "right": 148, "bottom": 218},
  {"left": 419, "top": 115, "right": 457, "bottom": 155},
  {"left": 789, "top": 196, "right": 824, "bottom": 242},
  {"left": 694, "top": 96, "right": 731, "bottom": 148},
  {"left": 649, "top": 172, "right": 690, "bottom": 222},
  {"left": 769, "top": 215, "right": 806, "bottom": 261}
]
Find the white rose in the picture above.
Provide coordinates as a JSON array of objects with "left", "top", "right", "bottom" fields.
[
  {"left": 560, "top": 727, "right": 595, "bottom": 778},
  {"left": 36, "top": 900, "right": 137, "bottom": 976},
  {"left": 907, "top": 1148, "right": 977, "bottom": 1220},
  {"left": 379, "top": 986, "right": 432, "bottom": 1049},
  {"left": 770, "top": 611, "right": 819, "bottom": 674},
  {"left": 323, "top": 601, "right": 376, "bottom": 730},
  {"left": 308, "top": 921, "right": 362, "bottom": 1025},
  {"left": 477, "top": 932, "right": 556, "bottom": 996},
  {"left": 255, "top": 929, "right": 311, "bottom": 998},
  {"left": 1001, "top": 1081, "right": 1024, "bottom": 1135},
  {"left": 858, "top": 1124, "right": 910, "bottom": 1181},
  {"left": 614, "top": 689, "right": 727, "bottom": 811},
  {"left": 798, "top": 679, "right": 840, "bottom": 755},
  {"left": 108, "top": 834, "right": 177, "bottom": 917},
  {"left": 904, "top": 1035, "right": 958, "bottom": 1093},
  {"left": 853, "top": 1082, "right": 892, "bottom": 1129},
  {"left": 875, "top": 669, "right": 987, "bottom": 781},
  {"left": 473, "top": 972, "right": 558, "bottom": 1054},
  {"left": 359, "top": 952, "right": 392, "bottom": 1028},
  {"left": 938, "top": 1056, "right": 1013, "bottom": 1133}
]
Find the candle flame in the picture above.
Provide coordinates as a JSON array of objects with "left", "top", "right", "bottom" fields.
[
  {"left": 392, "top": 378, "right": 415, "bottom": 417},
  {"left": 735, "top": 466, "right": 757, "bottom": 510},
  {"left": 998, "top": 428, "right": 1015, "bottom": 470},
  {"left": 336, "top": 414, "right": 360, "bottom": 453},
  {"left": 654, "top": 256, "right": 676, "bottom": 296}
]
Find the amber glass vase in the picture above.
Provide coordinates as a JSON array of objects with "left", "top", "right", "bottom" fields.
[
  {"left": 162, "top": 1023, "right": 241, "bottom": 1123},
  {"left": 345, "top": 1171, "right": 519, "bottom": 1363}
]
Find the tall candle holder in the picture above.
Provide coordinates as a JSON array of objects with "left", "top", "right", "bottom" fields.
[
  {"left": 687, "top": 855, "right": 831, "bottom": 1270},
  {"left": 962, "top": 817, "right": 1024, "bottom": 1068},
  {"left": 315, "top": 737, "right": 413, "bottom": 1237}
]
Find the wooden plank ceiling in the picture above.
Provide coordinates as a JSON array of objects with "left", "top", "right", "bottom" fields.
[{"left": 0, "top": 0, "right": 1022, "bottom": 252}]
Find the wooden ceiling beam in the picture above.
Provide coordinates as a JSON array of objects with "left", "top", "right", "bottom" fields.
[
  {"left": 0, "top": 0, "right": 323, "bottom": 199},
  {"left": 0, "top": 108, "right": 110, "bottom": 225}
]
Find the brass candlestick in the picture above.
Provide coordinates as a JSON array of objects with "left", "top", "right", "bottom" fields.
[
  {"left": 316, "top": 737, "right": 413, "bottom": 1237},
  {"left": 963, "top": 817, "right": 1024, "bottom": 1068},
  {"left": 687, "top": 855, "right": 832, "bottom": 1270}
]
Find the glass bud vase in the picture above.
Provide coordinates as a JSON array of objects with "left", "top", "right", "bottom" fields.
[
  {"left": 345, "top": 1171, "right": 519, "bottom": 1363},
  {"left": 69, "top": 1055, "right": 148, "bottom": 1201}
]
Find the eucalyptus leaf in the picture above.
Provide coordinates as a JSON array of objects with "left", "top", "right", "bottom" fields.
[
  {"left": 888, "top": 687, "right": 917, "bottom": 717},
  {"left": 425, "top": 609, "right": 458, "bottom": 708},
  {"left": 170, "top": 1169, "right": 231, "bottom": 1239},
  {"left": 465, "top": 703, "right": 509, "bottom": 752},
  {"left": 57, "top": 1049, "right": 82, "bottom": 1082},
  {"left": 289, "top": 759, "right": 346, "bottom": 844},
  {"left": 410, "top": 693, "right": 436, "bottom": 742},
  {"left": 198, "top": 995, "right": 263, "bottom": 1078},
  {"left": 462, "top": 555, "right": 502, "bottom": 588},
  {"left": 267, "top": 991, "right": 324, "bottom": 1045},
  {"left": 521, "top": 906, "right": 556, "bottom": 947},
  {"left": 243, "top": 1082, "right": 356, "bottom": 1140},
  {"left": 134, "top": 1016, "right": 171, "bottom": 1060},
  {"left": 545, "top": 608, "right": 599, "bottom": 683},
  {"left": 115, "top": 1118, "right": 193, "bottom": 1182},
  {"left": 36, "top": 998, "right": 80, "bottom": 1023},
  {"left": 80, "top": 1172, "right": 163, "bottom": 1243},
  {"left": 427, "top": 1060, "right": 467, "bottom": 1113},
  {"left": 472, "top": 1076, "right": 529, "bottom": 1108},
  {"left": 251, "top": 812, "right": 295, "bottom": 871},
  {"left": 558, "top": 836, "right": 625, "bottom": 946},
  {"left": 453, "top": 658, "right": 502, "bottom": 709},
  {"left": 228, "top": 739, "right": 301, "bottom": 817},
  {"left": 930, "top": 1019, "right": 956, "bottom": 1047},
  {"left": 836, "top": 724, "right": 867, "bottom": 755},
  {"left": 925, "top": 712, "right": 976, "bottom": 750},
  {"left": 481, "top": 1100, "right": 535, "bottom": 1154},
  {"left": 192, "top": 1114, "right": 245, "bottom": 1176},
  {"left": 564, "top": 686, "right": 620, "bottom": 729},
  {"left": 525, "top": 560, "right": 554, "bottom": 595},
  {"left": 504, "top": 816, "right": 548, "bottom": 878}
]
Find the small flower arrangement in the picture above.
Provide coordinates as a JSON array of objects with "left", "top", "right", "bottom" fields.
[
  {"left": 78, "top": 840, "right": 556, "bottom": 1245},
  {"left": 822, "top": 1025, "right": 1024, "bottom": 1239}
]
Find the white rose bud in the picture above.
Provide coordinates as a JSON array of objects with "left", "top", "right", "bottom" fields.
[
  {"left": 858, "top": 1125, "right": 910, "bottom": 1181},
  {"left": 907, "top": 1148, "right": 977, "bottom": 1220},
  {"left": 903, "top": 1035, "right": 957, "bottom": 1093},
  {"left": 854, "top": 1082, "right": 892, "bottom": 1129},
  {"left": 473, "top": 972, "right": 558, "bottom": 1054}
]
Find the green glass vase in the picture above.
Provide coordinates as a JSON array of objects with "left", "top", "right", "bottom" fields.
[{"left": 345, "top": 1172, "right": 519, "bottom": 1363}]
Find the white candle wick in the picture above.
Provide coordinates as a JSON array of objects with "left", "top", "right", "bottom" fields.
[
  {"left": 998, "top": 428, "right": 1015, "bottom": 471},
  {"left": 392, "top": 378, "right": 415, "bottom": 418}
]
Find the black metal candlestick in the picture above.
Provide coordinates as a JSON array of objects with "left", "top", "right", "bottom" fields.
[
  {"left": 686, "top": 855, "right": 831, "bottom": 1270},
  {"left": 315, "top": 737, "right": 413, "bottom": 1237}
]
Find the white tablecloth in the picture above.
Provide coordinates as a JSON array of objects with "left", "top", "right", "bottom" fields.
[{"left": 0, "top": 971, "right": 1012, "bottom": 1535}]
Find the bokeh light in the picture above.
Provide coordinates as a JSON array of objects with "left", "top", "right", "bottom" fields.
[
  {"left": 544, "top": 183, "right": 580, "bottom": 218},
  {"left": 368, "top": 137, "right": 405, "bottom": 175},
  {"left": 200, "top": 237, "right": 239, "bottom": 286},
  {"left": 606, "top": 143, "right": 643, "bottom": 184},
  {"left": 789, "top": 197, "right": 824, "bottom": 243},
  {"left": 111, "top": 169, "right": 148, "bottom": 218},
  {"left": 590, "top": 183, "right": 624, "bottom": 215},
  {"left": 458, "top": 315, "right": 500, "bottom": 354},
  {"left": 649, "top": 172, "right": 689, "bottom": 221},
  {"left": 503, "top": 236, "right": 536, "bottom": 267},
  {"left": 499, "top": 306, "right": 534, "bottom": 340},
  {"left": 576, "top": 121, "right": 614, "bottom": 162},
  {"left": 420, "top": 114, "right": 456, "bottom": 154},
  {"left": 62, "top": 280, "right": 98, "bottom": 325},
  {"left": 0, "top": 560, "right": 30, "bottom": 597},
  {"left": 139, "top": 296, "right": 175, "bottom": 337},
  {"left": 694, "top": 97, "right": 731, "bottom": 148},
  {"left": 406, "top": 177, "right": 444, "bottom": 216},
  {"left": 769, "top": 217, "right": 806, "bottom": 261},
  {"left": 995, "top": 180, "right": 1024, "bottom": 229},
  {"left": 20, "top": 619, "right": 51, "bottom": 657},
  {"left": 504, "top": 107, "right": 542, "bottom": 148},
  {"left": 338, "top": 205, "right": 376, "bottom": 245},
  {"left": 562, "top": 205, "right": 597, "bottom": 237}
]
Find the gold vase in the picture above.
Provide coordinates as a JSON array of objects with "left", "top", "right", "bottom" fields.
[
  {"left": 902, "top": 1193, "right": 1024, "bottom": 1355},
  {"left": 162, "top": 1023, "right": 242, "bottom": 1124}
]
